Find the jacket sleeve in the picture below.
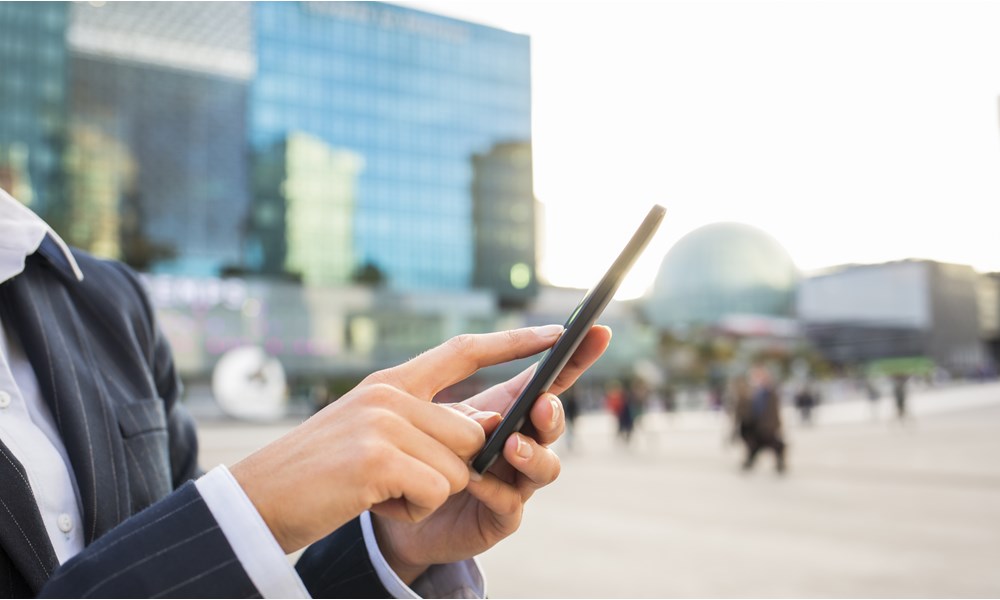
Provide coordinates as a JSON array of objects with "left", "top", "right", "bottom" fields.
[
  {"left": 38, "top": 482, "right": 260, "bottom": 598},
  {"left": 296, "top": 517, "right": 392, "bottom": 599}
]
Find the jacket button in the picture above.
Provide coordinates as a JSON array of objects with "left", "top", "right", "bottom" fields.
[{"left": 0, "top": 391, "right": 11, "bottom": 409}]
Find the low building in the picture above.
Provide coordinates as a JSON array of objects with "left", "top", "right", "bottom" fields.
[
  {"left": 978, "top": 272, "right": 1000, "bottom": 371},
  {"left": 798, "top": 260, "right": 988, "bottom": 375}
]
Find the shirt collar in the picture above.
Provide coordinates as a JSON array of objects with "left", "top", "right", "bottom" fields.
[{"left": 0, "top": 187, "right": 84, "bottom": 283}]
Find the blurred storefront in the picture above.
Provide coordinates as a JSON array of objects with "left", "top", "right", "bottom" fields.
[{"left": 145, "top": 274, "right": 649, "bottom": 393}]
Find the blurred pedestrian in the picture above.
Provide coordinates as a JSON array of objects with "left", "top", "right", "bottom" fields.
[
  {"left": 794, "top": 382, "right": 818, "bottom": 425},
  {"left": 626, "top": 377, "right": 652, "bottom": 445},
  {"left": 563, "top": 386, "right": 581, "bottom": 451},
  {"left": 604, "top": 379, "right": 625, "bottom": 439},
  {"left": 662, "top": 383, "right": 677, "bottom": 416},
  {"left": 892, "top": 374, "right": 909, "bottom": 423},
  {"left": 734, "top": 365, "right": 787, "bottom": 474},
  {"left": 708, "top": 366, "right": 726, "bottom": 411},
  {"left": 605, "top": 379, "right": 637, "bottom": 446},
  {"left": 864, "top": 375, "right": 881, "bottom": 421},
  {"left": 726, "top": 376, "right": 750, "bottom": 446}
]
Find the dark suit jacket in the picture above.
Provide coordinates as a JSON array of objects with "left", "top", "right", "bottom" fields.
[{"left": 0, "top": 237, "right": 390, "bottom": 598}]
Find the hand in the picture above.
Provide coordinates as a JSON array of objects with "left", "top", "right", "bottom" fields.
[
  {"left": 230, "top": 325, "right": 569, "bottom": 554},
  {"left": 372, "top": 325, "right": 612, "bottom": 583}
]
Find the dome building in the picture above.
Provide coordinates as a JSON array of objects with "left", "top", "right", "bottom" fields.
[{"left": 645, "top": 222, "right": 800, "bottom": 331}]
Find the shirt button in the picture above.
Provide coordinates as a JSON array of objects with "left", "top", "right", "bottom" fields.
[
  {"left": 0, "top": 391, "right": 11, "bottom": 409},
  {"left": 57, "top": 513, "right": 74, "bottom": 533}
]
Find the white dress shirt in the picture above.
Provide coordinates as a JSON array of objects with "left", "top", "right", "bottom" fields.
[{"left": 0, "top": 188, "right": 484, "bottom": 598}]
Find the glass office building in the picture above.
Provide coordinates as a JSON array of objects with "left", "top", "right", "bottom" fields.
[
  {"left": 66, "top": 2, "right": 253, "bottom": 275},
  {"left": 0, "top": 2, "right": 68, "bottom": 217},
  {"left": 2, "top": 2, "right": 535, "bottom": 294},
  {"left": 248, "top": 2, "right": 533, "bottom": 290}
]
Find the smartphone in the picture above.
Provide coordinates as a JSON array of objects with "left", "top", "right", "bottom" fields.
[{"left": 471, "top": 204, "right": 667, "bottom": 474}]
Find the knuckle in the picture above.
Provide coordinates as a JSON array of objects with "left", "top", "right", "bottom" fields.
[
  {"left": 442, "top": 406, "right": 486, "bottom": 457},
  {"left": 358, "top": 438, "right": 392, "bottom": 472},
  {"left": 464, "top": 427, "right": 486, "bottom": 457},
  {"left": 362, "top": 383, "right": 399, "bottom": 408},
  {"left": 446, "top": 461, "right": 470, "bottom": 495},
  {"left": 357, "top": 407, "right": 404, "bottom": 444},
  {"left": 409, "top": 477, "right": 451, "bottom": 522},
  {"left": 363, "top": 369, "right": 397, "bottom": 389},
  {"left": 445, "top": 333, "right": 476, "bottom": 355},
  {"left": 432, "top": 473, "right": 453, "bottom": 503},
  {"left": 548, "top": 454, "right": 562, "bottom": 482}
]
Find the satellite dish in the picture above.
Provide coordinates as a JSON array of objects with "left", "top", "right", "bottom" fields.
[{"left": 211, "top": 345, "right": 287, "bottom": 421}]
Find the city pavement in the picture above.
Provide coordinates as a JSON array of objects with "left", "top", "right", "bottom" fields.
[{"left": 196, "top": 381, "right": 1000, "bottom": 598}]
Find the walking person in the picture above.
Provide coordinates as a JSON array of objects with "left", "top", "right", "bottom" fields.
[
  {"left": 563, "top": 385, "right": 581, "bottom": 451},
  {"left": 864, "top": 376, "right": 881, "bottom": 421},
  {"left": 604, "top": 379, "right": 635, "bottom": 447},
  {"left": 892, "top": 373, "right": 909, "bottom": 423},
  {"left": 794, "top": 382, "right": 818, "bottom": 426},
  {"left": 734, "top": 365, "right": 787, "bottom": 474}
]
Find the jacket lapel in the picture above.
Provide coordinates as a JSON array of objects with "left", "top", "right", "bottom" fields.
[{"left": 0, "top": 252, "right": 131, "bottom": 547}]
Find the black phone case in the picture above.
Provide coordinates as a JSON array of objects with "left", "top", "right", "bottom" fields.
[{"left": 471, "top": 204, "right": 666, "bottom": 474}]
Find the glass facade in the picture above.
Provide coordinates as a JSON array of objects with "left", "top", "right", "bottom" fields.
[
  {"left": 68, "top": 55, "right": 250, "bottom": 273},
  {"left": 0, "top": 2, "right": 68, "bottom": 217},
  {"left": 252, "top": 132, "right": 359, "bottom": 285},
  {"left": 249, "top": 2, "right": 533, "bottom": 290},
  {"left": 1, "top": 1, "right": 535, "bottom": 295},
  {"left": 65, "top": 2, "right": 253, "bottom": 275}
]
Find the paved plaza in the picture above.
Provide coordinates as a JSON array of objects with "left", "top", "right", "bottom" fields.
[{"left": 197, "top": 381, "right": 1000, "bottom": 598}]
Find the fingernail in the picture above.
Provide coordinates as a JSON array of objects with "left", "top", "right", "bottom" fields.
[
  {"left": 532, "top": 324, "right": 564, "bottom": 338},
  {"left": 515, "top": 435, "right": 533, "bottom": 459},
  {"left": 549, "top": 396, "right": 561, "bottom": 429},
  {"left": 468, "top": 466, "right": 483, "bottom": 482}
]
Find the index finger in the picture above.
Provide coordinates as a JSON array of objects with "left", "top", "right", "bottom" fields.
[
  {"left": 383, "top": 325, "right": 565, "bottom": 400},
  {"left": 463, "top": 325, "right": 612, "bottom": 414}
]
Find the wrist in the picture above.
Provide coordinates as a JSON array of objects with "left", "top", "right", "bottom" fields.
[
  {"left": 230, "top": 458, "right": 298, "bottom": 553},
  {"left": 370, "top": 513, "right": 429, "bottom": 585}
]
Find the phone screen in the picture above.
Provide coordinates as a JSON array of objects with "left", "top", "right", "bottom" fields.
[{"left": 471, "top": 204, "right": 666, "bottom": 474}]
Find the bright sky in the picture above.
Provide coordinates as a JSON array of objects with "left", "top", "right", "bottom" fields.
[{"left": 408, "top": 1, "right": 1000, "bottom": 298}]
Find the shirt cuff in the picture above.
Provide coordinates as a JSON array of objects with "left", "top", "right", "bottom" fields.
[
  {"left": 360, "top": 511, "right": 486, "bottom": 599},
  {"left": 196, "top": 464, "right": 311, "bottom": 599}
]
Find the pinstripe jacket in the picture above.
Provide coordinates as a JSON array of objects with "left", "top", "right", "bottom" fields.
[{"left": 0, "top": 237, "right": 389, "bottom": 598}]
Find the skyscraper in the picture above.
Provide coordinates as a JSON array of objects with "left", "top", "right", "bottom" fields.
[{"left": 248, "top": 2, "right": 533, "bottom": 291}]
